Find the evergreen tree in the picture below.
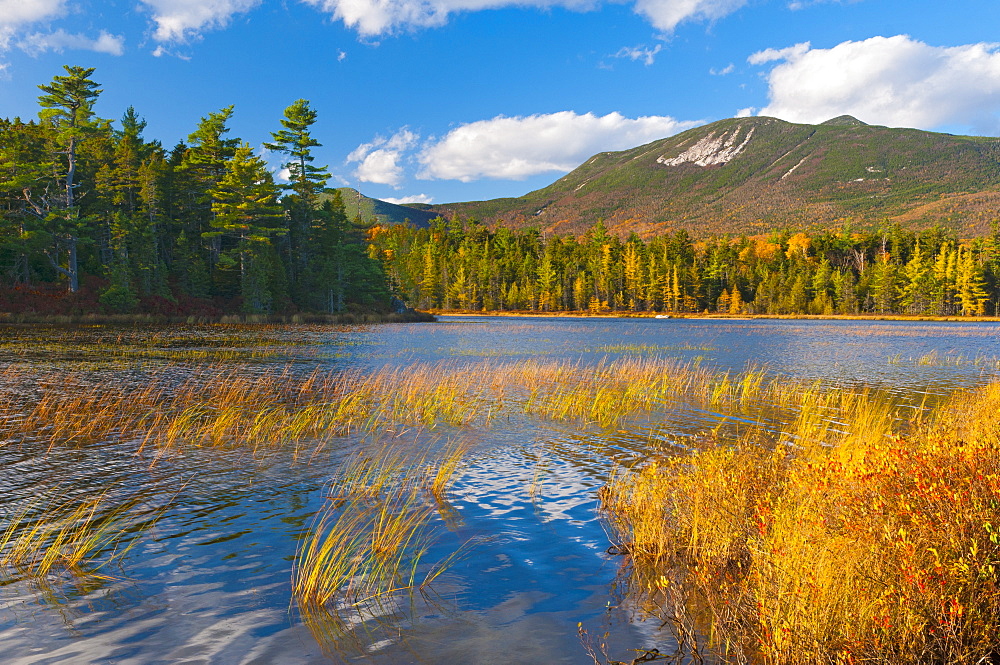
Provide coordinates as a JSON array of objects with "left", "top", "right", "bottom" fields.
[
  {"left": 207, "top": 144, "right": 286, "bottom": 312},
  {"left": 35, "top": 66, "right": 105, "bottom": 292},
  {"left": 263, "top": 99, "right": 330, "bottom": 303}
]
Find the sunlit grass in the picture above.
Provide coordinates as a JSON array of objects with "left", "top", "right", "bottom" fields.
[
  {"left": 293, "top": 436, "right": 473, "bottom": 657},
  {"left": 0, "top": 357, "right": 897, "bottom": 463},
  {"left": 601, "top": 383, "right": 1000, "bottom": 664},
  {"left": 0, "top": 488, "right": 166, "bottom": 582}
]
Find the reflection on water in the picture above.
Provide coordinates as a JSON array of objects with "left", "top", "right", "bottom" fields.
[{"left": 3, "top": 317, "right": 1000, "bottom": 664}]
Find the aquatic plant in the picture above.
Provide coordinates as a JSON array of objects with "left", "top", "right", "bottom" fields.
[
  {"left": 601, "top": 383, "right": 1000, "bottom": 664},
  {"left": 293, "top": 437, "right": 473, "bottom": 657},
  {"left": 0, "top": 488, "right": 164, "bottom": 581}
]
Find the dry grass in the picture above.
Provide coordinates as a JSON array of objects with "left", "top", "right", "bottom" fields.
[
  {"left": 0, "top": 488, "right": 165, "bottom": 581},
  {"left": 293, "top": 436, "right": 473, "bottom": 657},
  {"left": 601, "top": 383, "right": 1000, "bottom": 664},
  {"left": 0, "top": 363, "right": 495, "bottom": 458}
]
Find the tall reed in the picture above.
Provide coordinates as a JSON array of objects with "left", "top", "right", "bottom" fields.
[
  {"left": 294, "top": 436, "right": 472, "bottom": 612},
  {"left": 1, "top": 489, "right": 164, "bottom": 581},
  {"left": 601, "top": 383, "right": 1000, "bottom": 664}
]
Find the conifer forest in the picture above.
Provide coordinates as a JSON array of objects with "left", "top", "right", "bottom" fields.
[
  {"left": 371, "top": 217, "right": 1000, "bottom": 317},
  {"left": 4, "top": 66, "right": 1000, "bottom": 319},
  {"left": 0, "top": 66, "right": 389, "bottom": 316}
]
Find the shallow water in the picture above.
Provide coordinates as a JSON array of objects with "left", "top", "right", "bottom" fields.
[{"left": 2, "top": 316, "right": 1000, "bottom": 664}]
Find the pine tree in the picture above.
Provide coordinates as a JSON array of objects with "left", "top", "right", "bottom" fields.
[
  {"left": 729, "top": 286, "right": 744, "bottom": 314},
  {"left": 207, "top": 144, "right": 286, "bottom": 312},
  {"left": 957, "top": 245, "right": 989, "bottom": 316},
  {"left": 263, "top": 99, "right": 330, "bottom": 301},
  {"left": 36, "top": 66, "right": 105, "bottom": 292}
]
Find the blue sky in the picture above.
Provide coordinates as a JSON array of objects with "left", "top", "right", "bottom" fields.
[{"left": 3, "top": 0, "right": 1000, "bottom": 205}]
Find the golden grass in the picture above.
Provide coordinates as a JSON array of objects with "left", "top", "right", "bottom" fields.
[
  {"left": 601, "top": 383, "right": 1000, "bottom": 664},
  {"left": 293, "top": 436, "right": 473, "bottom": 658},
  {"left": 0, "top": 356, "right": 891, "bottom": 466},
  {"left": 0, "top": 488, "right": 165, "bottom": 581},
  {"left": 0, "top": 362, "right": 496, "bottom": 458}
]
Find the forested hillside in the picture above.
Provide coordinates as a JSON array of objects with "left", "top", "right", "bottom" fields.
[
  {"left": 0, "top": 66, "right": 389, "bottom": 316},
  {"left": 371, "top": 217, "right": 1000, "bottom": 316}
]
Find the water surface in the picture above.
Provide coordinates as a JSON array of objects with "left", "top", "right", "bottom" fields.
[{"left": 2, "top": 316, "right": 1000, "bottom": 664}]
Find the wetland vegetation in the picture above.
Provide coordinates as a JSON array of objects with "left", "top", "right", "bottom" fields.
[{"left": 3, "top": 317, "right": 1000, "bottom": 663}]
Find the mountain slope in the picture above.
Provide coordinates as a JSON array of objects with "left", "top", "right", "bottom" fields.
[
  {"left": 426, "top": 116, "right": 1000, "bottom": 237},
  {"left": 333, "top": 188, "right": 439, "bottom": 228}
]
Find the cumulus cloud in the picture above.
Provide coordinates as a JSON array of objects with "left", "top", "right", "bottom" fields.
[
  {"left": 139, "top": 0, "right": 260, "bottom": 42},
  {"left": 0, "top": 0, "right": 65, "bottom": 49},
  {"left": 417, "top": 111, "right": 700, "bottom": 182},
  {"left": 631, "top": 0, "right": 749, "bottom": 32},
  {"left": 710, "top": 62, "right": 735, "bottom": 75},
  {"left": 18, "top": 29, "right": 125, "bottom": 55},
  {"left": 348, "top": 128, "right": 419, "bottom": 187},
  {"left": 614, "top": 44, "right": 663, "bottom": 66},
  {"left": 0, "top": 0, "right": 64, "bottom": 27},
  {"left": 750, "top": 36, "right": 1000, "bottom": 133},
  {"left": 304, "top": 0, "right": 747, "bottom": 36},
  {"left": 382, "top": 193, "right": 434, "bottom": 204}
]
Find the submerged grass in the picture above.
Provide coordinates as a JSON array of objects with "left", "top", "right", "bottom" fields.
[{"left": 601, "top": 383, "right": 1000, "bottom": 664}]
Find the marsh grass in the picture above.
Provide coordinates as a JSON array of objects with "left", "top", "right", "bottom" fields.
[
  {"left": 0, "top": 488, "right": 166, "bottom": 582},
  {"left": 601, "top": 383, "right": 1000, "bottom": 664},
  {"left": 0, "top": 363, "right": 496, "bottom": 458},
  {"left": 293, "top": 436, "right": 473, "bottom": 657},
  {"left": 1, "top": 356, "right": 884, "bottom": 465}
]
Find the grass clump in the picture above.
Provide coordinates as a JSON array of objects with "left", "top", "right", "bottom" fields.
[
  {"left": 1, "top": 489, "right": 164, "bottom": 582},
  {"left": 294, "top": 437, "right": 472, "bottom": 615},
  {"left": 601, "top": 383, "right": 1000, "bottom": 664}
]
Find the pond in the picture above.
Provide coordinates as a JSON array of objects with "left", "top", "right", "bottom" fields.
[{"left": 2, "top": 315, "right": 1000, "bottom": 664}]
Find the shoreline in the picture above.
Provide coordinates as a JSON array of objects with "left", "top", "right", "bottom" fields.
[
  {"left": 427, "top": 309, "right": 1000, "bottom": 323},
  {"left": 0, "top": 310, "right": 437, "bottom": 326}
]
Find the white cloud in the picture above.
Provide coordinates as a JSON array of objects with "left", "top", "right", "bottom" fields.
[
  {"left": 631, "top": 0, "right": 748, "bottom": 32},
  {"left": 735, "top": 106, "right": 755, "bottom": 117},
  {"left": 139, "top": 0, "right": 260, "bottom": 42},
  {"left": 614, "top": 43, "right": 662, "bottom": 66},
  {"left": 747, "top": 41, "right": 810, "bottom": 65},
  {"left": 348, "top": 128, "right": 419, "bottom": 187},
  {"left": 304, "top": 0, "right": 747, "bottom": 36},
  {"left": 417, "top": 111, "right": 700, "bottom": 182},
  {"left": 18, "top": 29, "right": 125, "bottom": 55},
  {"left": 0, "top": 0, "right": 65, "bottom": 49},
  {"left": 337, "top": 49, "right": 347, "bottom": 61},
  {"left": 710, "top": 62, "right": 735, "bottom": 75},
  {"left": 382, "top": 193, "right": 434, "bottom": 204},
  {"left": 750, "top": 36, "right": 1000, "bottom": 133},
  {"left": 0, "top": 0, "right": 64, "bottom": 26}
]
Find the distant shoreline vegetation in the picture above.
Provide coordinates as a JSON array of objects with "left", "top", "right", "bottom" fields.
[
  {"left": 0, "top": 310, "right": 435, "bottom": 326},
  {"left": 371, "top": 216, "right": 1000, "bottom": 318},
  {"left": 427, "top": 310, "right": 1000, "bottom": 322}
]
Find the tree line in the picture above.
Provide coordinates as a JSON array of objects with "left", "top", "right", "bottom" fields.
[
  {"left": 370, "top": 217, "right": 1000, "bottom": 316},
  {"left": 0, "top": 65, "right": 389, "bottom": 315}
]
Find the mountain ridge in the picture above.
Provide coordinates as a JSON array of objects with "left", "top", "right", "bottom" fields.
[{"left": 418, "top": 116, "right": 1000, "bottom": 237}]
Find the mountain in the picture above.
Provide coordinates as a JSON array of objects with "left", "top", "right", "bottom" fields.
[
  {"left": 333, "top": 188, "right": 439, "bottom": 228},
  {"left": 424, "top": 116, "right": 1000, "bottom": 237}
]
